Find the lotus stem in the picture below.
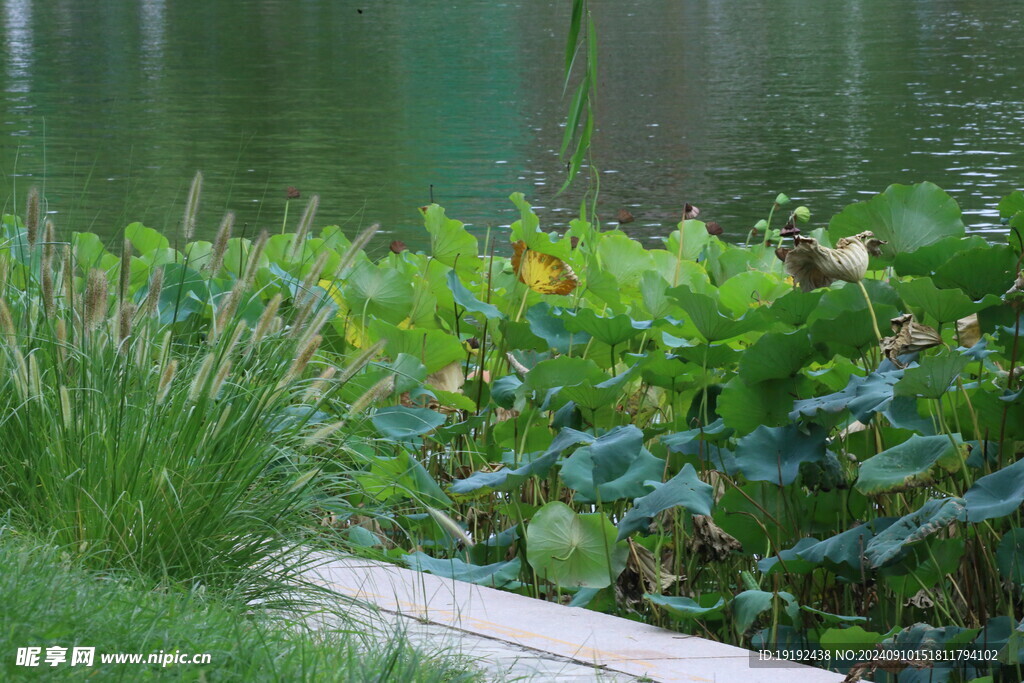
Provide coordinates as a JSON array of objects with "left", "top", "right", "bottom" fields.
[{"left": 857, "top": 280, "right": 883, "bottom": 345}]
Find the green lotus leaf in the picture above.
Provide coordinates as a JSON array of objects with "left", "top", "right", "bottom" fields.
[
  {"left": 933, "top": 245, "right": 1019, "bottom": 300},
  {"left": 892, "top": 235, "right": 989, "bottom": 278},
  {"left": 738, "top": 330, "right": 814, "bottom": 384},
  {"left": 558, "top": 365, "right": 638, "bottom": 411},
  {"left": 996, "top": 530, "right": 1024, "bottom": 586},
  {"left": 423, "top": 203, "right": 480, "bottom": 271},
  {"left": 644, "top": 593, "right": 725, "bottom": 620},
  {"left": 498, "top": 319, "right": 548, "bottom": 352},
  {"left": 733, "top": 424, "right": 828, "bottom": 486},
  {"left": 370, "top": 321, "right": 465, "bottom": 374},
  {"left": 855, "top": 434, "right": 962, "bottom": 495},
  {"left": 881, "top": 538, "right": 965, "bottom": 598},
  {"left": 596, "top": 233, "right": 654, "bottom": 287},
  {"left": 800, "top": 606, "right": 867, "bottom": 624},
  {"left": 864, "top": 497, "right": 967, "bottom": 568},
  {"left": 343, "top": 262, "right": 414, "bottom": 325},
  {"left": 404, "top": 552, "right": 521, "bottom": 589},
  {"left": 371, "top": 406, "right": 446, "bottom": 440},
  {"left": 447, "top": 270, "right": 504, "bottom": 320},
  {"left": 616, "top": 464, "right": 713, "bottom": 540},
  {"left": 640, "top": 271, "right": 674, "bottom": 319},
  {"left": 558, "top": 308, "right": 652, "bottom": 347},
  {"left": 964, "top": 457, "right": 1024, "bottom": 522},
  {"left": 525, "top": 303, "right": 590, "bottom": 353},
  {"left": 509, "top": 193, "right": 572, "bottom": 260},
  {"left": 809, "top": 304, "right": 900, "bottom": 356},
  {"left": 559, "top": 425, "right": 646, "bottom": 501},
  {"left": 560, "top": 444, "right": 663, "bottom": 504},
  {"left": 124, "top": 221, "right": 169, "bottom": 253},
  {"left": 71, "top": 231, "right": 117, "bottom": 271},
  {"left": 524, "top": 356, "right": 605, "bottom": 393},
  {"left": 716, "top": 271, "right": 790, "bottom": 316},
  {"left": 633, "top": 350, "right": 692, "bottom": 390},
  {"left": 767, "top": 289, "right": 824, "bottom": 327},
  {"left": 157, "top": 263, "right": 210, "bottom": 324},
  {"left": 757, "top": 537, "right": 821, "bottom": 575},
  {"left": 668, "top": 287, "right": 757, "bottom": 342},
  {"left": 894, "top": 349, "right": 972, "bottom": 399},
  {"left": 388, "top": 353, "right": 428, "bottom": 395},
  {"left": 717, "top": 375, "right": 798, "bottom": 435},
  {"left": 828, "top": 182, "right": 965, "bottom": 257},
  {"left": 526, "top": 502, "right": 628, "bottom": 588},
  {"left": 664, "top": 219, "right": 712, "bottom": 261},
  {"left": 732, "top": 590, "right": 798, "bottom": 633},
  {"left": 971, "top": 387, "right": 1024, "bottom": 441},
  {"left": 221, "top": 236, "right": 269, "bottom": 278},
  {"left": 819, "top": 626, "right": 886, "bottom": 650},
  {"left": 895, "top": 276, "right": 1001, "bottom": 324},
  {"left": 796, "top": 518, "right": 896, "bottom": 572},
  {"left": 999, "top": 190, "right": 1024, "bottom": 219},
  {"left": 356, "top": 452, "right": 450, "bottom": 506},
  {"left": 450, "top": 428, "right": 594, "bottom": 494},
  {"left": 705, "top": 242, "right": 778, "bottom": 285}
]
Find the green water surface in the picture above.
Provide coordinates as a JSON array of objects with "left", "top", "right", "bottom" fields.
[{"left": 0, "top": 0, "right": 1021, "bottom": 248}]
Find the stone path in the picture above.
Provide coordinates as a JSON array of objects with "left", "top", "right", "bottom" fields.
[{"left": 304, "top": 555, "right": 846, "bottom": 682}]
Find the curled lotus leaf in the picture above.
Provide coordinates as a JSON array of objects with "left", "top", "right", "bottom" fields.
[
  {"left": 783, "top": 231, "right": 884, "bottom": 292},
  {"left": 881, "top": 314, "right": 943, "bottom": 368}
]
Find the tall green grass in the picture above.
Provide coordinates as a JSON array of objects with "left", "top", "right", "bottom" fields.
[{"left": 0, "top": 202, "right": 357, "bottom": 603}]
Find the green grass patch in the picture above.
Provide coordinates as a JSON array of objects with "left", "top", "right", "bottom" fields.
[{"left": 0, "top": 529, "right": 479, "bottom": 682}]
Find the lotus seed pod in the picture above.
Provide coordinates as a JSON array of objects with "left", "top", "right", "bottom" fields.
[{"left": 793, "top": 206, "right": 811, "bottom": 223}]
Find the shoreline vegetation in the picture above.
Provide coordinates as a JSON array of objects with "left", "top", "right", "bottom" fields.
[{"left": 1, "top": 175, "right": 1023, "bottom": 681}]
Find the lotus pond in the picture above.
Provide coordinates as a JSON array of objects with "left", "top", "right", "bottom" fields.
[{"left": 2, "top": 178, "right": 1024, "bottom": 681}]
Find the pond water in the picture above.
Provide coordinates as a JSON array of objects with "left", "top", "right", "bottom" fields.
[{"left": 1, "top": 0, "right": 1021, "bottom": 250}]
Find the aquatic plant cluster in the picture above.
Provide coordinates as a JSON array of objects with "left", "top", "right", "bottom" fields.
[{"left": 2, "top": 178, "right": 1023, "bottom": 680}]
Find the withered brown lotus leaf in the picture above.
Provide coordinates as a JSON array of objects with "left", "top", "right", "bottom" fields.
[
  {"left": 881, "top": 313, "right": 943, "bottom": 368},
  {"left": 705, "top": 221, "right": 724, "bottom": 236},
  {"left": 956, "top": 314, "right": 981, "bottom": 348},
  {"left": 688, "top": 514, "right": 741, "bottom": 561},
  {"left": 617, "top": 209, "right": 635, "bottom": 224},
  {"left": 784, "top": 230, "right": 884, "bottom": 292}
]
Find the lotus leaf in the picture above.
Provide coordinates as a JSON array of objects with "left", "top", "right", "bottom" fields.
[
  {"left": 644, "top": 593, "right": 725, "bottom": 620},
  {"left": 863, "top": 497, "right": 967, "bottom": 568},
  {"left": 964, "top": 458, "right": 1024, "bottom": 522},
  {"left": 615, "top": 464, "right": 714, "bottom": 540},
  {"left": 525, "top": 502, "right": 628, "bottom": 588},
  {"left": 733, "top": 424, "right": 828, "bottom": 486},
  {"left": 828, "top": 182, "right": 964, "bottom": 257},
  {"left": 404, "top": 552, "right": 521, "bottom": 589},
  {"left": 855, "top": 434, "right": 962, "bottom": 495}
]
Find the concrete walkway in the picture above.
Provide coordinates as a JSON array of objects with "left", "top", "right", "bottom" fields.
[{"left": 305, "top": 555, "right": 846, "bottom": 682}]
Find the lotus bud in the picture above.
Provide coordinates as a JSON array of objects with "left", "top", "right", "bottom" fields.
[
  {"left": 793, "top": 206, "right": 811, "bottom": 223},
  {"left": 881, "top": 314, "right": 943, "bottom": 368}
]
